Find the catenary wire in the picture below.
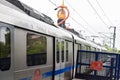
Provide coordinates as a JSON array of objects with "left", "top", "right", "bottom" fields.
[
  {"left": 86, "top": 0, "right": 110, "bottom": 29},
  {"left": 95, "top": 0, "right": 113, "bottom": 25},
  {"left": 48, "top": 0, "right": 95, "bottom": 34},
  {"left": 65, "top": 0, "right": 99, "bottom": 34}
]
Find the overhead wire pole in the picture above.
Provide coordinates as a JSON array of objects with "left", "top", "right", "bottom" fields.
[
  {"left": 112, "top": 27, "right": 116, "bottom": 52},
  {"left": 109, "top": 26, "right": 116, "bottom": 52},
  {"left": 95, "top": 0, "right": 117, "bottom": 52},
  {"left": 86, "top": 0, "right": 113, "bottom": 47}
]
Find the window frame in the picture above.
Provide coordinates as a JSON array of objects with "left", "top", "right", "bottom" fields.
[
  {"left": 66, "top": 41, "right": 69, "bottom": 62},
  {"left": 26, "top": 32, "right": 47, "bottom": 66},
  {"left": 56, "top": 39, "right": 60, "bottom": 63},
  {"left": 0, "top": 25, "right": 13, "bottom": 71}
]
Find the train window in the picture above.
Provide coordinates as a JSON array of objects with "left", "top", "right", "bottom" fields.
[
  {"left": 66, "top": 41, "right": 68, "bottom": 62},
  {"left": 86, "top": 45, "right": 91, "bottom": 51},
  {"left": 93, "top": 47, "right": 96, "bottom": 51},
  {"left": 56, "top": 40, "right": 60, "bottom": 63},
  {"left": 84, "top": 45, "right": 90, "bottom": 62},
  {"left": 27, "top": 33, "right": 47, "bottom": 66},
  {"left": 61, "top": 41, "right": 64, "bottom": 62},
  {"left": 79, "top": 44, "right": 82, "bottom": 49},
  {"left": 0, "top": 27, "right": 11, "bottom": 71}
]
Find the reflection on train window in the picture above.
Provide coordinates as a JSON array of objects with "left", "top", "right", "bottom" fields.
[
  {"left": 86, "top": 45, "right": 91, "bottom": 51},
  {"left": 0, "top": 27, "right": 11, "bottom": 71},
  {"left": 61, "top": 41, "right": 64, "bottom": 62},
  {"left": 56, "top": 40, "right": 60, "bottom": 63},
  {"left": 66, "top": 41, "right": 68, "bottom": 61},
  {"left": 86, "top": 45, "right": 91, "bottom": 63},
  {"left": 93, "top": 47, "right": 96, "bottom": 51},
  {"left": 27, "top": 33, "right": 47, "bottom": 66}
]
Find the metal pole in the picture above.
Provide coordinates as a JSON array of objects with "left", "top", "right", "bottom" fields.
[{"left": 112, "top": 27, "right": 116, "bottom": 52}]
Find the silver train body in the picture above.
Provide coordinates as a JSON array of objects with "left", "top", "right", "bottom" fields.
[{"left": 0, "top": 0, "right": 106, "bottom": 80}]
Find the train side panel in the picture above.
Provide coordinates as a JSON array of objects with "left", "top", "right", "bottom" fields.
[
  {"left": 0, "top": 23, "right": 14, "bottom": 80},
  {"left": 14, "top": 28, "right": 53, "bottom": 80}
]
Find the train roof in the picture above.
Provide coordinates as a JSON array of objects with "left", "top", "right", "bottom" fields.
[
  {"left": 0, "top": 0, "right": 73, "bottom": 41},
  {"left": 58, "top": 27, "right": 91, "bottom": 45},
  {"left": 58, "top": 27, "right": 105, "bottom": 50}
]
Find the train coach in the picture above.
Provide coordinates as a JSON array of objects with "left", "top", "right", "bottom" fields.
[{"left": 0, "top": 0, "right": 105, "bottom": 80}]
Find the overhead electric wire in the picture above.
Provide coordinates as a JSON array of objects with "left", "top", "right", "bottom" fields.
[
  {"left": 65, "top": 0, "right": 98, "bottom": 34},
  {"left": 86, "top": 0, "right": 109, "bottom": 29},
  {"left": 70, "top": 16, "right": 83, "bottom": 27},
  {"left": 48, "top": 0, "right": 57, "bottom": 7},
  {"left": 48, "top": 0, "right": 94, "bottom": 34},
  {"left": 95, "top": 0, "right": 113, "bottom": 25},
  {"left": 65, "top": 0, "right": 89, "bottom": 25}
]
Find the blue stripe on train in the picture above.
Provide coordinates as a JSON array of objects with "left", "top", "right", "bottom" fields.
[{"left": 43, "top": 65, "right": 78, "bottom": 78}]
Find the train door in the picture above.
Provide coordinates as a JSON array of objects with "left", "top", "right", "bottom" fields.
[
  {"left": 0, "top": 24, "right": 14, "bottom": 80},
  {"left": 55, "top": 39, "right": 66, "bottom": 80},
  {"left": 73, "top": 43, "right": 82, "bottom": 78}
]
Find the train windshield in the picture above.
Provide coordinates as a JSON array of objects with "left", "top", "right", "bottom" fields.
[{"left": 0, "top": 27, "right": 11, "bottom": 71}]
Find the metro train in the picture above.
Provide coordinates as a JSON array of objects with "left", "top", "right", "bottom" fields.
[{"left": 0, "top": 0, "right": 106, "bottom": 80}]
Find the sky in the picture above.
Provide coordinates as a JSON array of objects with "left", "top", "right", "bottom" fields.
[{"left": 19, "top": 0, "right": 120, "bottom": 50}]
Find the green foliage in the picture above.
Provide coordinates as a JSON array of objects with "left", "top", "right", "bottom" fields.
[
  {"left": 0, "top": 41, "right": 10, "bottom": 58},
  {"left": 61, "top": 41, "right": 64, "bottom": 51},
  {"left": 104, "top": 44, "right": 120, "bottom": 53},
  {"left": 27, "top": 34, "right": 47, "bottom": 55},
  {"left": 118, "top": 50, "right": 120, "bottom": 53},
  {"left": 104, "top": 44, "right": 112, "bottom": 52},
  {"left": 57, "top": 41, "right": 60, "bottom": 51},
  {"left": 0, "top": 32, "right": 10, "bottom": 58}
]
